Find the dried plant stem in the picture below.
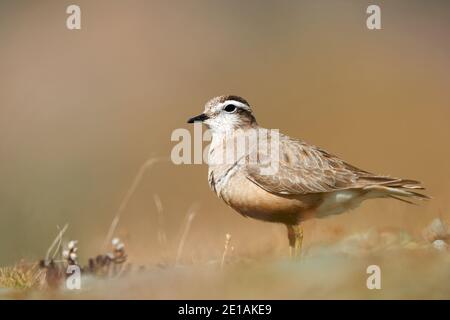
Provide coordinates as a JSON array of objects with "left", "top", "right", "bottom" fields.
[
  {"left": 45, "top": 224, "right": 69, "bottom": 262},
  {"left": 103, "top": 157, "right": 165, "bottom": 249},
  {"left": 221, "top": 234, "right": 232, "bottom": 269},
  {"left": 153, "top": 194, "right": 167, "bottom": 247},
  {"left": 175, "top": 205, "right": 198, "bottom": 265},
  {"left": 51, "top": 225, "right": 64, "bottom": 260}
]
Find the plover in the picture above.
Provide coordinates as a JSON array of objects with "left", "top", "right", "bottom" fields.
[{"left": 188, "top": 95, "right": 429, "bottom": 258}]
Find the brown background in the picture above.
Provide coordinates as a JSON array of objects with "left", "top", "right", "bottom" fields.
[{"left": 0, "top": 0, "right": 449, "bottom": 272}]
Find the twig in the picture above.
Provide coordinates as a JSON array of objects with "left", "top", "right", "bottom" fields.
[
  {"left": 51, "top": 225, "right": 64, "bottom": 260},
  {"left": 45, "top": 224, "right": 69, "bottom": 262}
]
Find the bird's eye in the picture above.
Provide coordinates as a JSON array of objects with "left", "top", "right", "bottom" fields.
[{"left": 224, "top": 104, "right": 237, "bottom": 113}]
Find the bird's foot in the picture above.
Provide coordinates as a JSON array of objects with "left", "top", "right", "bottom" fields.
[{"left": 288, "top": 224, "right": 303, "bottom": 260}]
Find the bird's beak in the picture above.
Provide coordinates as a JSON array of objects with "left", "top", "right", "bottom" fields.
[{"left": 187, "top": 113, "right": 209, "bottom": 123}]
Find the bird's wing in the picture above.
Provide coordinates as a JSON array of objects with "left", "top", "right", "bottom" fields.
[{"left": 244, "top": 136, "right": 367, "bottom": 195}]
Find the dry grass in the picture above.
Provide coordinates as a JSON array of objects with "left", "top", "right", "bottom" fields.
[
  {"left": 221, "top": 233, "right": 232, "bottom": 269},
  {"left": 0, "top": 262, "right": 43, "bottom": 290},
  {"left": 175, "top": 204, "right": 198, "bottom": 265},
  {"left": 103, "top": 157, "right": 166, "bottom": 250},
  {"left": 2, "top": 227, "right": 449, "bottom": 299}
]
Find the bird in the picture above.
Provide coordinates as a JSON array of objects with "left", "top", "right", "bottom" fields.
[{"left": 187, "top": 95, "right": 429, "bottom": 258}]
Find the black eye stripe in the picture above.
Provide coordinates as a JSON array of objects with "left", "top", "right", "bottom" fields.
[{"left": 224, "top": 104, "right": 237, "bottom": 112}]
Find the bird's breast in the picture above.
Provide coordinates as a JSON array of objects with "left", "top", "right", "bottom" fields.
[{"left": 213, "top": 170, "right": 321, "bottom": 224}]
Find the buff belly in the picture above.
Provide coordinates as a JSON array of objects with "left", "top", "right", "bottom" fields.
[{"left": 218, "top": 173, "right": 322, "bottom": 225}]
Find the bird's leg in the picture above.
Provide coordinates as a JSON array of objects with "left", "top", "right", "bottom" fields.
[{"left": 287, "top": 224, "right": 303, "bottom": 259}]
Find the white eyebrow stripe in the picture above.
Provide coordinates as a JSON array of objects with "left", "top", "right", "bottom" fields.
[{"left": 218, "top": 100, "right": 251, "bottom": 112}]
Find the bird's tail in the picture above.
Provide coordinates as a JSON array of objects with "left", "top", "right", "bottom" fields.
[{"left": 361, "top": 177, "right": 431, "bottom": 204}]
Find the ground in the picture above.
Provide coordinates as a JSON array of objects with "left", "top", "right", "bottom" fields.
[{"left": 1, "top": 227, "right": 449, "bottom": 299}]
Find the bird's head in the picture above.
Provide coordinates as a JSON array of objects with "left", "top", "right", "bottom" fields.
[{"left": 187, "top": 95, "right": 258, "bottom": 133}]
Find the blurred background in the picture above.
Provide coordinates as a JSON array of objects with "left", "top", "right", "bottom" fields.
[{"left": 0, "top": 0, "right": 449, "bottom": 298}]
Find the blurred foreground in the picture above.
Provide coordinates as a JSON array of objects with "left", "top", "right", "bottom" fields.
[{"left": 1, "top": 222, "right": 450, "bottom": 299}]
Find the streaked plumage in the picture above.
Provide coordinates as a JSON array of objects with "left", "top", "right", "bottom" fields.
[{"left": 188, "top": 95, "right": 429, "bottom": 257}]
